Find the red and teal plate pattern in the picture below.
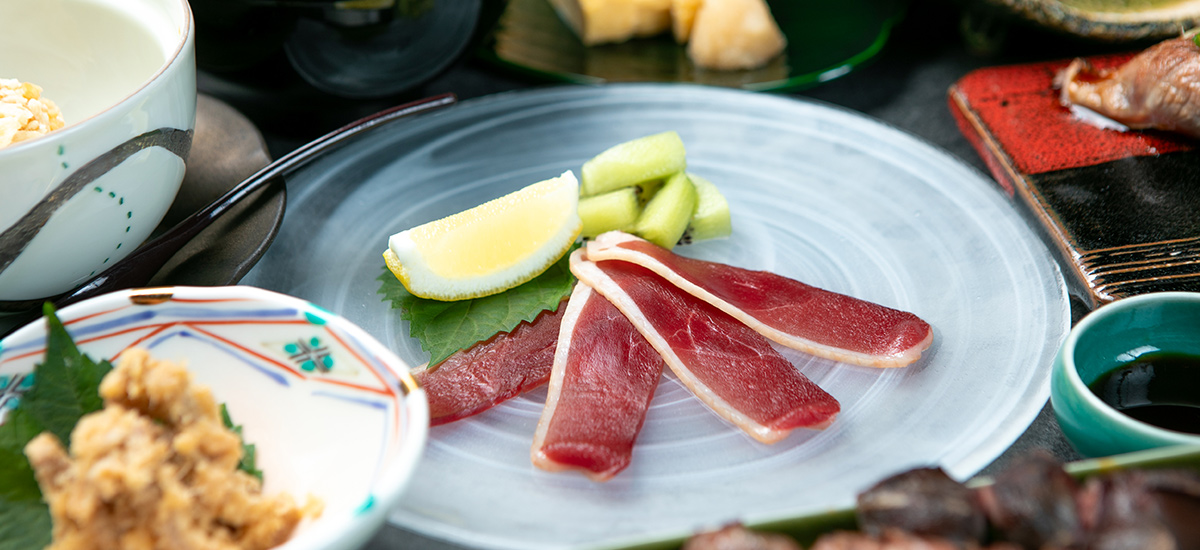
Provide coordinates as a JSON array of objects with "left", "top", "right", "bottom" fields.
[{"left": 0, "top": 285, "right": 428, "bottom": 549}]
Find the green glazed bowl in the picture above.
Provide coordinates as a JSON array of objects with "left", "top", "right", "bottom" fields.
[{"left": 1052, "top": 292, "right": 1200, "bottom": 458}]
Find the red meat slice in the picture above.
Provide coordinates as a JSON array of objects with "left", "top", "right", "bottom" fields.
[
  {"left": 572, "top": 249, "right": 840, "bottom": 444},
  {"left": 585, "top": 231, "right": 934, "bottom": 368},
  {"left": 416, "top": 301, "right": 566, "bottom": 426},
  {"left": 531, "top": 282, "right": 665, "bottom": 481}
]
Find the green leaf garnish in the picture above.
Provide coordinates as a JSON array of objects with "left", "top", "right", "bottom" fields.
[
  {"left": 0, "top": 417, "right": 53, "bottom": 550},
  {"left": 0, "top": 303, "right": 112, "bottom": 550},
  {"left": 0, "top": 481, "right": 52, "bottom": 550},
  {"left": 22, "top": 304, "right": 112, "bottom": 447},
  {"left": 221, "top": 403, "right": 263, "bottom": 482},
  {"left": 0, "top": 305, "right": 265, "bottom": 550},
  {"left": 378, "top": 246, "right": 578, "bottom": 366}
]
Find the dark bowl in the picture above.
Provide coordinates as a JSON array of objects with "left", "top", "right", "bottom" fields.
[{"left": 192, "top": 0, "right": 505, "bottom": 101}]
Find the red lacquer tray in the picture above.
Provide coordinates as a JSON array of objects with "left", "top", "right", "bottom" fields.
[{"left": 949, "top": 54, "right": 1200, "bottom": 307}]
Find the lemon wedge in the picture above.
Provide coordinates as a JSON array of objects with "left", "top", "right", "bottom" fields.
[{"left": 383, "top": 171, "right": 583, "bottom": 301}]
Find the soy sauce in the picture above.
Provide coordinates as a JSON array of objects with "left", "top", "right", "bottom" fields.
[{"left": 1088, "top": 352, "right": 1200, "bottom": 435}]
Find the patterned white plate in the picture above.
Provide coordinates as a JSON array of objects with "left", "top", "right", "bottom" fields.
[{"left": 0, "top": 285, "right": 429, "bottom": 550}]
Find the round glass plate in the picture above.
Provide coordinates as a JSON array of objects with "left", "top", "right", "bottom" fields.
[
  {"left": 240, "top": 84, "right": 1071, "bottom": 550},
  {"left": 480, "top": 0, "right": 908, "bottom": 92}
]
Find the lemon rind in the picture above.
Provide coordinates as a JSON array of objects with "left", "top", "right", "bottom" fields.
[
  {"left": 383, "top": 171, "right": 583, "bottom": 301},
  {"left": 388, "top": 223, "right": 581, "bottom": 301}
]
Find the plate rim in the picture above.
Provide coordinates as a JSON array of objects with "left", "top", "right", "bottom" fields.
[{"left": 241, "top": 83, "right": 1072, "bottom": 550}]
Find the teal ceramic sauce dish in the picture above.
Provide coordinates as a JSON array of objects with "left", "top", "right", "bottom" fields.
[{"left": 1052, "top": 292, "right": 1200, "bottom": 458}]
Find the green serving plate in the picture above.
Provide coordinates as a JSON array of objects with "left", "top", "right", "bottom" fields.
[{"left": 478, "top": 0, "right": 908, "bottom": 92}]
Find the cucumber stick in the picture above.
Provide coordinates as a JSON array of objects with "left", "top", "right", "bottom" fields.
[
  {"left": 580, "top": 131, "right": 686, "bottom": 197},
  {"left": 578, "top": 133, "right": 732, "bottom": 249},
  {"left": 681, "top": 173, "right": 732, "bottom": 243},
  {"left": 634, "top": 172, "right": 697, "bottom": 249},
  {"left": 579, "top": 187, "right": 641, "bottom": 238}
]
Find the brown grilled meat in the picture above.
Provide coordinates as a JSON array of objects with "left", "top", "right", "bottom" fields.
[
  {"left": 973, "top": 451, "right": 1084, "bottom": 549},
  {"left": 856, "top": 467, "right": 987, "bottom": 543},
  {"left": 682, "top": 524, "right": 802, "bottom": 550},
  {"left": 1055, "top": 33, "right": 1200, "bottom": 139}
]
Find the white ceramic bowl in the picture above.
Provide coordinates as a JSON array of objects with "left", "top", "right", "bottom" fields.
[
  {"left": 0, "top": 0, "right": 197, "bottom": 300},
  {"left": 0, "top": 285, "right": 429, "bottom": 550}
]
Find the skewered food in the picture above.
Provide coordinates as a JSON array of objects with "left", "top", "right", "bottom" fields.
[
  {"left": 683, "top": 524, "right": 801, "bottom": 550},
  {"left": 856, "top": 468, "right": 986, "bottom": 543},
  {"left": 974, "top": 452, "right": 1082, "bottom": 548},
  {"left": 684, "top": 451, "right": 1200, "bottom": 549}
]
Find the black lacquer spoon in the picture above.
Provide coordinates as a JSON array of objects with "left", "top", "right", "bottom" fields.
[{"left": 0, "top": 93, "right": 456, "bottom": 334}]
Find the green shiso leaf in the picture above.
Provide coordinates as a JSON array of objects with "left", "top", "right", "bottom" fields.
[
  {"left": 0, "top": 483, "right": 52, "bottom": 550},
  {"left": 0, "top": 305, "right": 263, "bottom": 550},
  {"left": 0, "top": 430, "right": 51, "bottom": 550},
  {"left": 378, "top": 245, "right": 577, "bottom": 367},
  {"left": 20, "top": 303, "right": 112, "bottom": 447},
  {"left": 221, "top": 403, "right": 263, "bottom": 481},
  {"left": 0, "top": 423, "right": 46, "bottom": 504},
  {"left": 0, "top": 304, "right": 113, "bottom": 550}
]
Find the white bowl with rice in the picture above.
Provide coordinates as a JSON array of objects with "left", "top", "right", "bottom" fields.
[{"left": 0, "top": 0, "right": 196, "bottom": 301}]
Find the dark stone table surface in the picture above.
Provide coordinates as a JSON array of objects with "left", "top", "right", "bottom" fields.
[{"left": 196, "top": 1, "right": 1148, "bottom": 546}]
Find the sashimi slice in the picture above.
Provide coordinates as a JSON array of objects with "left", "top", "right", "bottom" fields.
[
  {"left": 531, "top": 282, "right": 665, "bottom": 481},
  {"left": 571, "top": 249, "right": 840, "bottom": 444},
  {"left": 416, "top": 301, "right": 566, "bottom": 426},
  {"left": 586, "top": 231, "right": 934, "bottom": 368}
]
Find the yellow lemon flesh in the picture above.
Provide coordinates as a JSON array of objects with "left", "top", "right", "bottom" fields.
[{"left": 383, "top": 171, "right": 583, "bottom": 301}]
